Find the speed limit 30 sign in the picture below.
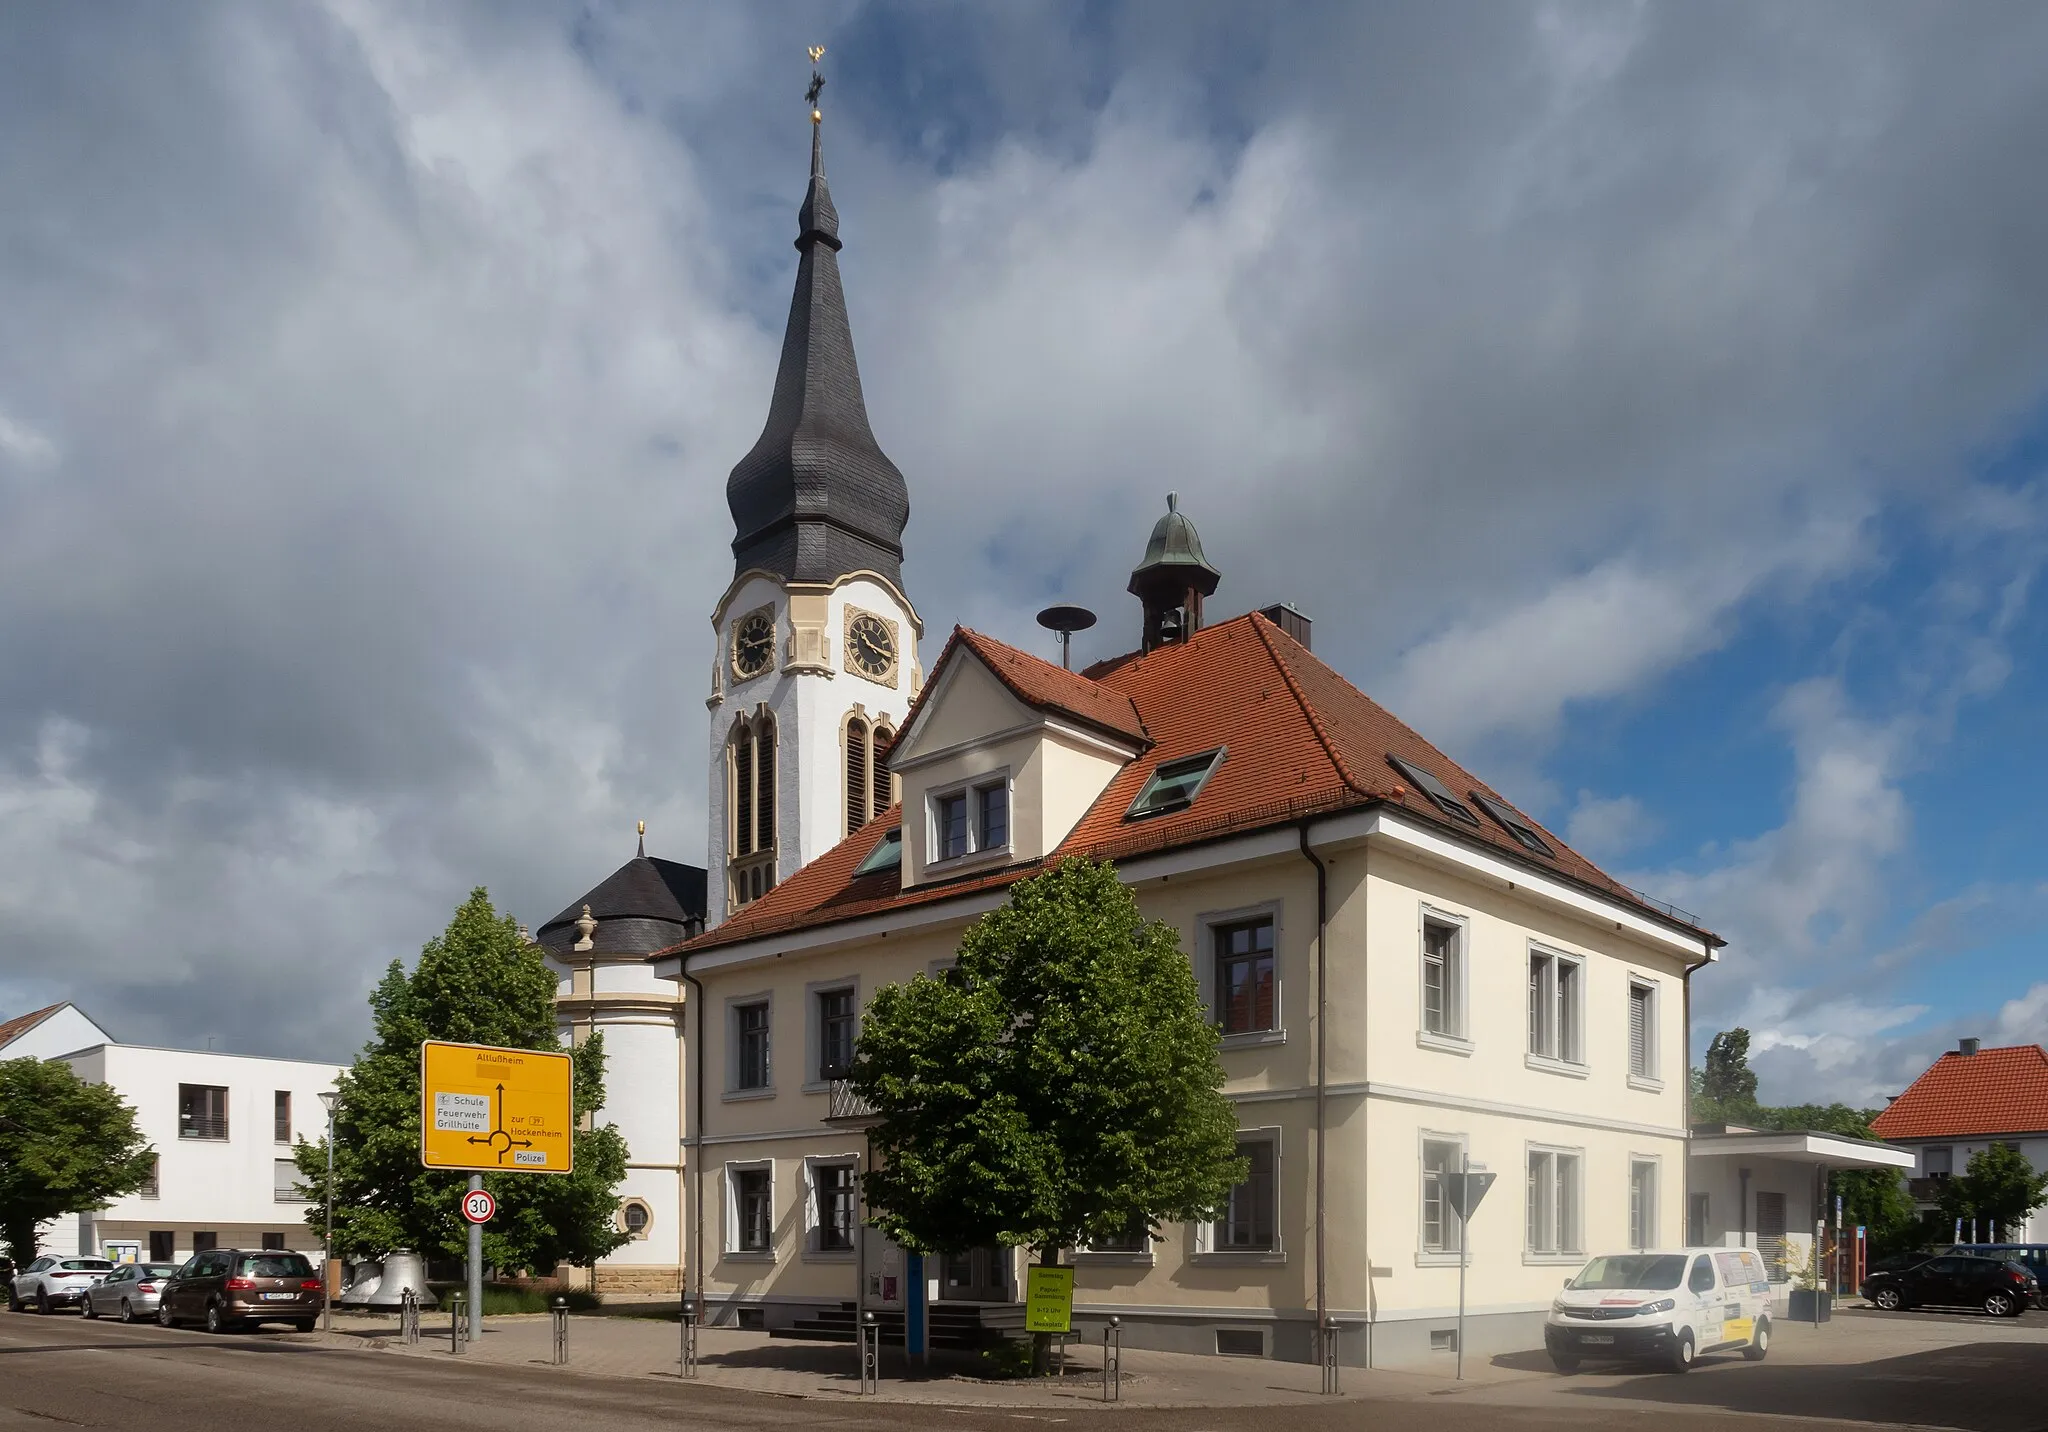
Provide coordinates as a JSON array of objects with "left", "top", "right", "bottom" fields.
[{"left": 461, "top": 1188, "right": 497, "bottom": 1224}]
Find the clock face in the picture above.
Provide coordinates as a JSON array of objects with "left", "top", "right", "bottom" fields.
[
  {"left": 847, "top": 613, "right": 896, "bottom": 680},
  {"left": 732, "top": 612, "right": 775, "bottom": 679}
]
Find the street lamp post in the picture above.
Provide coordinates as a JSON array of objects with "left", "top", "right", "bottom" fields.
[{"left": 317, "top": 1089, "right": 338, "bottom": 1334}]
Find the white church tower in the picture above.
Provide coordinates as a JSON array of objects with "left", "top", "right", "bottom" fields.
[{"left": 706, "top": 95, "right": 921, "bottom": 924}]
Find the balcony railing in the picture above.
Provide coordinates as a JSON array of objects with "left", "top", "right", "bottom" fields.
[
  {"left": 1907, "top": 1176, "right": 1950, "bottom": 1203},
  {"left": 825, "top": 1078, "right": 879, "bottom": 1127},
  {"left": 179, "top": 1115, "right": 229, "bottom": 1140}
]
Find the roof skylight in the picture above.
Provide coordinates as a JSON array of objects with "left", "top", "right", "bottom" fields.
[
  {"left": 1126, "top": 747, "right": 1227, "bottom": 820},
  {"left": 852, "top": 828, "right": 903, "bottom": 878},
  {"left": 1471, "top": 792, "right": 1553, "bottom": 856},
  {"left": 1385, "top": 755, "right": 1480, "bottom": 828}
]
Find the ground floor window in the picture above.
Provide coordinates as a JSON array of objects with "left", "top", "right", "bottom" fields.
[
  {"left": 1628, "top": 1159, "right": 1658, "bottom": 1250},
  {"left": 729, "top": 1165, "right": 773, "bottom": 1253},
  {"left": 1421, "top": 1137, "right": 1465, "bottom": 1254},
  {"left": 1213, "top": 1135, "right": 1278, "bottom": 1252},
  {"left": 1756, "top": 1190, "right": 1788, "bottom": 1281},
  {"left": 149, "top": 1231, "right": 174, "bottom": 1262},
  {"left": 1687, "top": 1192, "right": 1709, "bottom": 1247},
  {"left": 1526, "top": 1147, "right": 1582, "bottom": 1256},
  {"left": 814, "top": 1163, "right": 856, "bottom": 1252}
]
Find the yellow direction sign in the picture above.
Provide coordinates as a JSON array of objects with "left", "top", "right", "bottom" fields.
[
  {"left": 420, "top": 1040, "right": 574, "bottom": 1175},
  {"left": 1024, "top": 1266, "right": 1074, "bottom": 1334}
]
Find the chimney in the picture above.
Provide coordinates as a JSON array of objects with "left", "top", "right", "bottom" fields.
[
  {"left": 1259, "top": 602, "right": 1312, "bottom": 649},
  {"left": 1959, "top": 1037, "right": 1981, "bottom": 1057}
]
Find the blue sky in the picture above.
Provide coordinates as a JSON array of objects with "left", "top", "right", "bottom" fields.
[{"left": 0, "top": 2, "right": 2043, "bottom": 1105}]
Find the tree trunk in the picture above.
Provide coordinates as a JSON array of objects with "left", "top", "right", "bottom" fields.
[
  {"left": 4, "top": 1219, "right": 37, "bottom": 1270},
  {"left": 1030, "top": 1245, "right": 1061, "bottom": 1376}
]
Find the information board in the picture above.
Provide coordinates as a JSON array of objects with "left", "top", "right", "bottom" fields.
[
  {"left": 420, "top": 1040, "right": 574, "bottom": 1174},
  {"left": 1024, "top": 1265, "right": 1075, "bottom": 1334}
]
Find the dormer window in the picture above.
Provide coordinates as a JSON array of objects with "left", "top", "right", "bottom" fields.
[
  {"left": 1385, "top": 754, "right": 1479, "bottom": 828},
  {"left": 926, "top": 773, "right": 1012, "bottom": 867},
  {"left": 1471, "top": 792, "right": 1553, "bottom": 856},
  {"left": 1127, "top": 747, "right": 1226, "bottom": 820},
  {"left": 852, "top": 828, "right": 902, "bottom": 879}
]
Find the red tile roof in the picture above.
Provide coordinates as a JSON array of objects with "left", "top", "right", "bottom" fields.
[
  {"left": 681, "top": 613, "right": 1715, "bottom": 955},
  {"left": 1871, "top": 1045, "right": 2048, "bottom": 1141},
  {"left": 0, "top": 1002, "right": 65, "bottom": 1052}
]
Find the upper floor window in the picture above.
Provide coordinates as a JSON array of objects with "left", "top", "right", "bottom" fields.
[
  {"left": 1527, "top": 948, "right": 1583, "bottom": 1064},
  {"left": 140, "top": 1156, "right": 160, "bottom": 1199},
  {"left": 1215, "top": 917, "right": 1276, "bottom": 1035},
  {"left": 728, "top": 712, "right": 777, "bottom": 908},
  {"left": 1924, "top": 1146, "right": 1953, "bottom": 1178},
  {"left": 273, "top": 1090, "right": 292, "bottom": 1143},
  {"left": 179, "top": 1084, "right": 228, "bottom": 1140},
  {"left": 1421, "top": 916, "right": 1465, "bottom": 1040},
  {"left": 1127, "top": 747, "right": 1226, "bottom": 820},
  {"left": 734, "top": 1001, "right": 771, "bottom": 1091},
  {"left": 929, "top": 774, "right": 1010, "bottom": 865},
  {"left": 852, "top": 827, "right": 903, "bottom": 879},
  {"left": 274, "top": 1158, "right": 304, "bottom": 1202},
  {"left": 817, "top": 987, "right": 856, "bottom": 1081},
  {"left": 1628, "top": 981, "right": 1659, "bottom": 1081}
]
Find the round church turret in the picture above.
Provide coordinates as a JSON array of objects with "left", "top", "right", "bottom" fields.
[{"left": 1128, "top": 492, "right": 1222, "bottom": 651}]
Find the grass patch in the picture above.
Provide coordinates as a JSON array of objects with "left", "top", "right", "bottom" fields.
[{"left": 433, "top": 1284, "right": 602, "bottom": 1315}]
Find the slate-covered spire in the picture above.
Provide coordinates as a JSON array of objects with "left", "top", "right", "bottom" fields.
[{"left": 726, "top": 81, "right": 910, "bottom": 589}]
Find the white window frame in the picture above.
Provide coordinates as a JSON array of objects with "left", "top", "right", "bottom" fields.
[
  {"left": 800, "top": 1154, "right": 861, "bottom": 1261},
  {"left": 724, "top": 992, "right": 775, "bottom": 1100},
  {"left": 1627, "top": 977, "right": 1662, "bottom": 1089},
  {"left": 1417, "top": 1130, "right": 1468, "bottom": 1265},
  {"left": 1524, "top": 1143, "right": 1584, "bottom": 1262},
  {"left": 1073, "top": 1216, "right": 1156, "bottom": 1265},
  {"left": 1195, "top": 1126, "right": 1283, "bottom": 1262},
  {"left": 1417, "top": 905, "right": 1471, "bottom": 1053},
  {"left": 272, "top": 1158, "right": 303, "bottom": 1203},
  {"left": 802, "top": 978, "right": 860, "bottom": 1093},
  {"left": 1628, "top": 1156, "right": 1660, "bottom": 1250},
  {"left": 924, "top": 767, "right": 1014, "bottom": 870},
  {"left": 1526, "top": 942, "right": 1587, "bottom": 1074},
  {"left": 1196, "top": 901, "right": 1285, "bottom": 1049},
  {"left": 723, "top": 1160, "right": 776, "bottom": 1259}
]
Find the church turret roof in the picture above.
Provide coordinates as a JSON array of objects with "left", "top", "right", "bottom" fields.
[
  {"left": 536, "top": 853, "right": 707, "bottom": 959},
  {"left": 726, "top": 108, "right": 910, "bottom": 588},
  {"left": 1127, "top": 492, "right": 1221, "bottom": 597}
]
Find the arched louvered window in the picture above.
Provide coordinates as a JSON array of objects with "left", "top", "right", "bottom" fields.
[
  {"left": 845, "top": 714, "right": 870, "bottom": 836},
  {"left": 728, "top": 712, "right": 777, "bottom": 909},
  {"left": 871, "top": 724, "right": 895, "bottom": 817}
]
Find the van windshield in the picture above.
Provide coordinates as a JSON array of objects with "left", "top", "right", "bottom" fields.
[
  {"left": 1570, "top": 1254, "right": 1687, "bottom": 1290},
  {"left": 238, "top": 1255, "right": 314, "bottom": 1279}
]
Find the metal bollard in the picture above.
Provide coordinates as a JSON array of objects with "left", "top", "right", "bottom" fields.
[
  {"left": 1102, "top": 1316, "right": 1120, "bottom": 1402},
  {"left": 679, "top": 1301, "right": 698, "bottom": 1379},
  {"left": 449, "top": 1291, "right": 467, "bottom": 1355},
  {"left": 400, "top": 1288, "right": 420, "bottom": 1345},
  {"left": 1320, "top": 1318, "right": 1341, "bottom": 1395},
  {"left": 858, "top": 1311, "right": 879, "bottom": 1396},
  {"left": 551, "top": 1297, "right": 568, "bottom": 1365}
]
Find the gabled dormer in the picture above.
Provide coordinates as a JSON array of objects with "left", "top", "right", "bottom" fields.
[{"left": 882, "top": 628, "right": 1150, "bottom": 888}]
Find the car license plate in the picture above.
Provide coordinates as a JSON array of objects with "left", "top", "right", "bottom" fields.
[
  {"left": 262, "top": 1292, "right": 297, "bottom": 1301},
  {"left": 1581, "top": 1334, "right": 1614, "bottom": 1345}
]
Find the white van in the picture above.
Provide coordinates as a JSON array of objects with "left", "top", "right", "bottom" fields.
[{"left": 1545, "top": 1247, "right": 1773, "bottom": 1373}]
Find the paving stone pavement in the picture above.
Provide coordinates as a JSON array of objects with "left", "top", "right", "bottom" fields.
[{"left": 308, "top": 1310, "right": 1482, "bottom": 1408}]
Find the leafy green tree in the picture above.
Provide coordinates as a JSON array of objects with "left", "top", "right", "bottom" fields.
[
  {"left": 853, "top": 858, "right": 1245, "bottom": 1371},
  {"left": 0, "top": 1058, "right": 156, "bottom": 1267},
  {"left": 1691, "top": 1027, "right": 1763, "bottom": 1126},
  {"left": 1937, "top": 1143, "right": 2048, "bottom": 1241},
  {"left": 294, "top": 888, "right": 629, "bottom": 1274}
]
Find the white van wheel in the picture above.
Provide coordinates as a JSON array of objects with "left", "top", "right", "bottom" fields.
[
  {"left": 1742, "top": 1318, "right": 1770, "bottom": 1360},
  {"left": 1666, "top": 1330, "right": 1695, "bottom": 1373}
]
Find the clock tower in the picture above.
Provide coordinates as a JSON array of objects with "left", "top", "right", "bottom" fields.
[{"left": 706, "top": 78, "right": 921, "bottom": 923}]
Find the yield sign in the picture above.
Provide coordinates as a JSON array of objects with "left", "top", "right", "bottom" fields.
[{"left": 1445, "top": 1171, "right": 1496, "bottom": 1220}]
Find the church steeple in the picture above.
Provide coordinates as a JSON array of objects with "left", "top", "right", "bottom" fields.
[{"left": 725, "top": 62, "right": 910, "bottom": 589}]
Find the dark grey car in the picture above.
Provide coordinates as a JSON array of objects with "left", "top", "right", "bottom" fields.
[{"left": 158, "top": 1250, "right": 323, "bottom": 1333}]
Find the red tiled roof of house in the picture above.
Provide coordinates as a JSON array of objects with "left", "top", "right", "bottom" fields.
[
  {"left": 1870, "top": 1045, "right": 2048, "bottom": 1141},
  {"left": 0, "top": 1002, "right": 65, "bottom": 1052},
  {"left": 680, "top": 613, "right": 1714, "bottom": 955}
]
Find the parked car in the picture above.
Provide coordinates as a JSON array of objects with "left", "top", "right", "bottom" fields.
[
  {"left": 1953, "top": 1245, "right": 2048, "bottom": 1308},
  {"left": 1546, "top": 1247, "right": 1773, "bottom": 1373},
  {"left": 82, "top": 1262, "right": 182, "bottom": 1322},
  {"left": 156, "top": 1249, "right": 324, "bottom": 1333},
  {"left": 1861, "top": 1253, "right": 2038, "bottom": 1316},
  {"left": 8, "top": 1256, "right": 117, "bottom": 1314}
]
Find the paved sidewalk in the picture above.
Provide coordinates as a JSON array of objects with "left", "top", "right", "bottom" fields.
[{"left": 307, "top": 1311, "right": 1497, "bottom": 1409}]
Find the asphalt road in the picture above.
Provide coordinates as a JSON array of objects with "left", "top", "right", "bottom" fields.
[{"left": 1, "top": 1306, "right": 2039, "bottom": 1432}]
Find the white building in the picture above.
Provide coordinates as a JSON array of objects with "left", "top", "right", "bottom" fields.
[
  {"left": 0, "top": 1001, "right": 113, "bottom": 1062},
  {"left": 1873, "top": 1039, "right": 2048, "bottom": 1244},
  {"left": 34, "top": 1039, "right": 342, "bottom": 1264}
]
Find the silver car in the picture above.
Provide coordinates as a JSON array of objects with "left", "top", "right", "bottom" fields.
[
  {"left": 83, "top": 1263, "right": 181, "bottom": 1322},
  {"left": 8, "top": 1256, "right": 116, "bottom": 1313}
]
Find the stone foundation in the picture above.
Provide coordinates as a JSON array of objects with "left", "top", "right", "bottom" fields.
[{"left": 594, "top": 1264, "right": 682, "bottom": 1295}]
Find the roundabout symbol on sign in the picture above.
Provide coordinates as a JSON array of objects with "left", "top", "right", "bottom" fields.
[{"left": 462, "top": 1189, "right": 496, "bottom": 1224}]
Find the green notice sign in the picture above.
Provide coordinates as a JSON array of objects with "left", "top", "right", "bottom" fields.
[{"left": 1024, "top": 1265, "right": 1075, "bottom": 1333}]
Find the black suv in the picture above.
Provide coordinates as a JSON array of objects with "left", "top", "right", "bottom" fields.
[
  {"left": 1861, "top": 1253, "right": 2038, "bottom": 1317},
  {"left": 157, "top": 1249, "right": 323, "bottom": 1333}
]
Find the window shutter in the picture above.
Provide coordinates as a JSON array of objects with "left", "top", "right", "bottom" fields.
[
  {"left": 845, "top": 718, "right": 869, "bottom": 835},
  {"left": 871, "top": 726, "right": 894, "bottom": 817},
  {"left": 1629, "top": 988, "right": 1648, "bottom": 1075},
  {"left": 755, "top": 717, "right": 775, "bottom": 849}
]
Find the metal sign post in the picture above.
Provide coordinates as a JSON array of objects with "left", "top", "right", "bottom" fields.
[{"left": 1444, "top": 1160, "right": 1496, "bottom": 1382}]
